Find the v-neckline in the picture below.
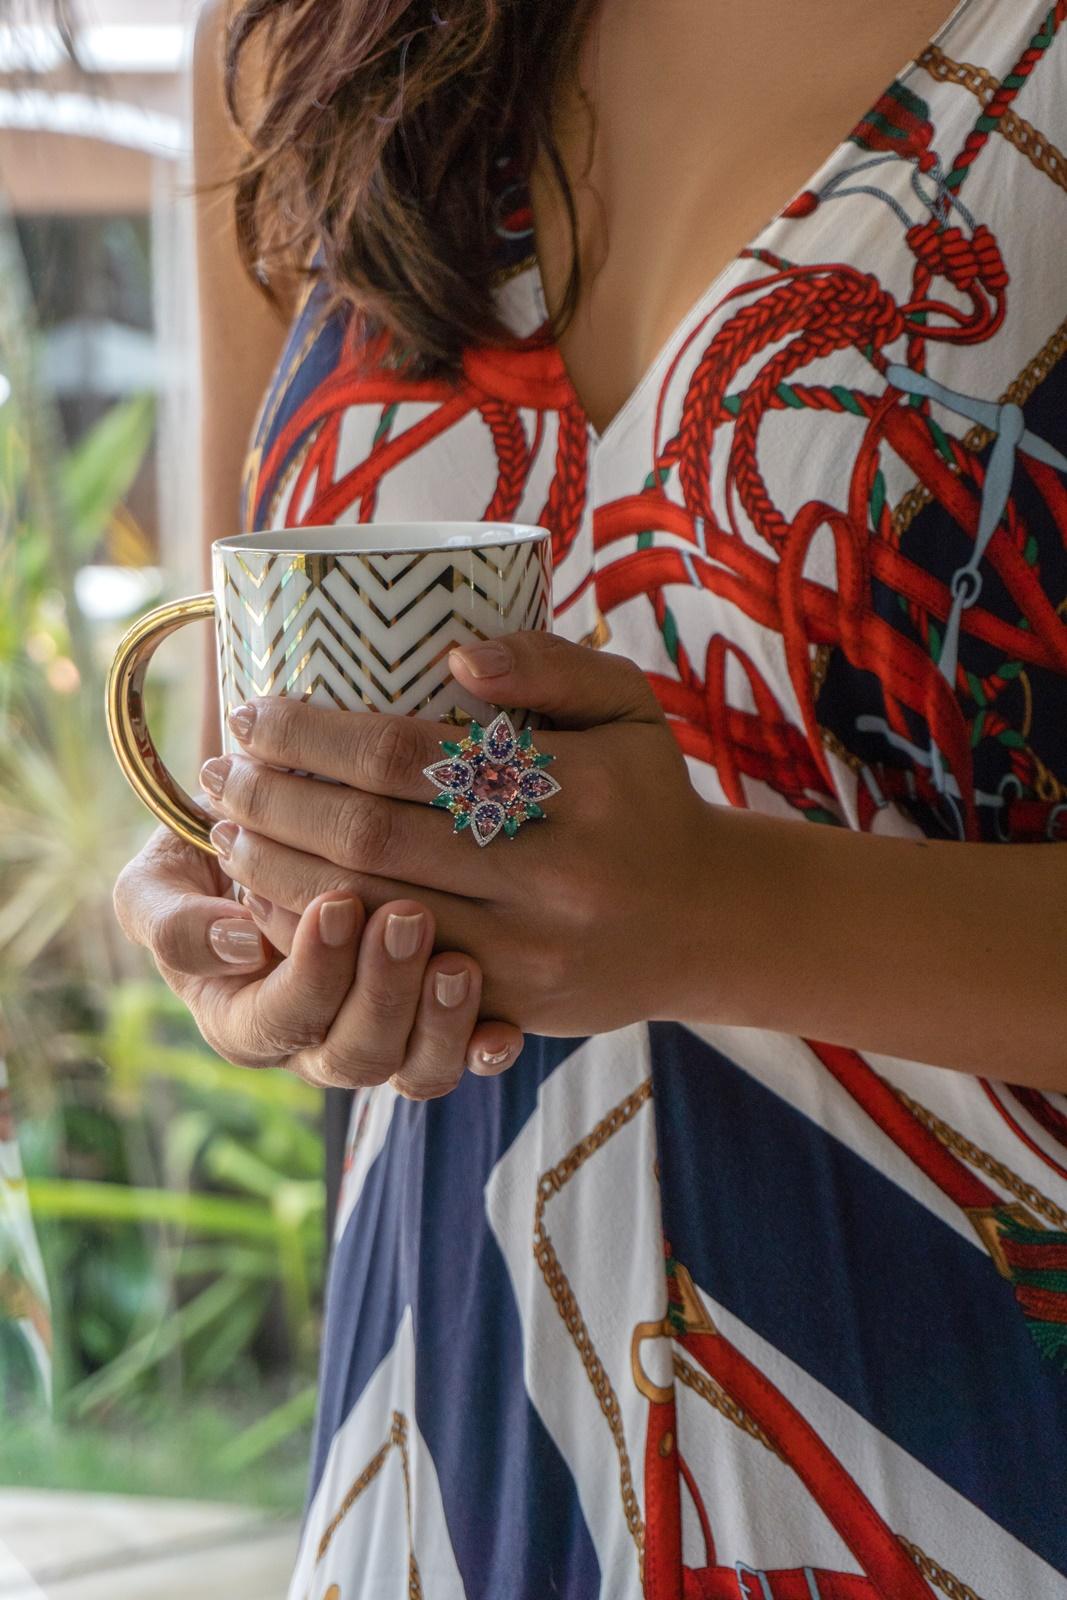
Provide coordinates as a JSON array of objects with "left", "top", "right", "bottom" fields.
[{"left": 522, "top": 0, "right": 982, "bottom": 453}]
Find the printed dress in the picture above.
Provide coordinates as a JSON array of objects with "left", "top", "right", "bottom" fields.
[{"left": 242, "top": 2, "right": 1067, "bottom": 1594}]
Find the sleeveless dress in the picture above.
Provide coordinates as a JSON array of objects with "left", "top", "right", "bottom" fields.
[{"left": 242, "top": 3, "right": 1067, "bottom": 1593}]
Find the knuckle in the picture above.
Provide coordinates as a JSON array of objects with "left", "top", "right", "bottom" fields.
[
  {"left": 337, "top": 795, "right": 393, "bottom": 871},
  {"left": 146, "top": 899, "right": 192, "bottom": 969},
  {"left": 256, "top": 1015, "right": 327, "bottom": 1057},
  {"left": 236, "top": 757, "right": 271, "bottom": 820},
  {"left": 360, "top": 715, "right": 419, "bottom": 792}
]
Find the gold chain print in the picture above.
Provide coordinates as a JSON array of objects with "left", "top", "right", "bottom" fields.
[
  {"left": 310, "top": 1410, "right": 423, "bottom": 1600},
  {"left": 533, "top": 1078, "right": 655, "bottom": 1578}
]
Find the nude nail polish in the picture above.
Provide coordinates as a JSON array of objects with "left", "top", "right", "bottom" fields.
[
  {"left": 384, "top": 912, "right": 424, "bottom": 960},
  {"left": 209, "top": 918, "right": 264, "bottom": 965},
  {"left": 319, "top": 898, "right": 358, "bottom": 947},
  {"left": 434, "top": 969, "right": 470, "bottom": 1008},
  {"left": 199, "top": 757, "right": 231, "bottom": 798}
]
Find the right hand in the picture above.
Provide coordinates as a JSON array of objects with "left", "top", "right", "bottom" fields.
[{"left": 112, "top": 815, "right": 524, "bottom": 1100}]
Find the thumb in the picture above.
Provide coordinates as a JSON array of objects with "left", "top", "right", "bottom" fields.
[{"left": 448, "top": 632, "right": 662, "bottom": 730}]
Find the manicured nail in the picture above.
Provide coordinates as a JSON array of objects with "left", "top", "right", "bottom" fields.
[
  {"left": 478, "top": 1044, "right": 512, "bottom": 1069},
  {"left": 449, "top": 640, "right": 512, "bottom": 679},
  {"left": 210, "top": 820, "right": 239, "bottom": 857},
  {"left": 434, "top": 968, "right": 470, "bottom": 1008},
  {"left": 228, "top": 703, "right": 256, "bottom": 741},
  {"left": 209, "top": 918, "right": 264, "bottom": 965},
  {"left": 319, "top": 898, "right": 358, "bottom": 947},
  {"left": 199, "top": 756, "right": 231, "bottom": 798},
  {"left": 384, "top": 912, "right": 424, "bottom": 960},
  {"left": 241, "top": 892, "right": 272, "bottom": 920}
]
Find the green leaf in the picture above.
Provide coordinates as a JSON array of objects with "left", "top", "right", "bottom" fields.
[{"left": 965, "top": 671, "right": 987, "bottom": 706}]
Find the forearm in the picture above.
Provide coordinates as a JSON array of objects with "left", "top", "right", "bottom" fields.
[{"left": 688, "top": 806, "right": 1067, "bottom": 1089}]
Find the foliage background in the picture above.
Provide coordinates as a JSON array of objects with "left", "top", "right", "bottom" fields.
[{"left": 0, "top": 204, "right": 325, "bottom": 1511}]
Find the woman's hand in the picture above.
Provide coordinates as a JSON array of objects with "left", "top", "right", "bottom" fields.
[
  {"left": 112, "top": 821, "right": 523, "bottom": 1099},
  {"left": 199, "top": 632, "right": 718, "bottom": 1036}
]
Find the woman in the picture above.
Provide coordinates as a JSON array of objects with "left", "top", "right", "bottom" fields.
[{"left": 113, "top": 0, "right": 1067, "bottom": 1593}]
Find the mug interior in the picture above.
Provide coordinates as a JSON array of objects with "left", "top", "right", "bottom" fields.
[{"left": 214, "top": 522, "right": 550, "bottom": 556}]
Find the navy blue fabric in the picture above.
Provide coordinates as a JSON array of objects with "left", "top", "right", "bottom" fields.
[
  {"left": 650, "top": 1022, "right": 1067, "bottom": 1569},
  {"left": 309, "top": 1036, "right": 601, "bottom": 1600}
]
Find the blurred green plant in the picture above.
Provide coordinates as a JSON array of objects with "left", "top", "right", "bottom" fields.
[{"left": 0, "top": 208, "right": 325, "bottom": 1501}]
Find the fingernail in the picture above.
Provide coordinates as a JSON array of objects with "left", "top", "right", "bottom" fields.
[
  {"left": 319, "top": 898, "right": 358, "bottom": 948},
  {"left": 434, "top": 968, "right": 470, "bottom": 1008},
  {"left": 210, "top": 820, "right": 239, "bottom": 857},
  {"left": 199, "top": 756, "right": 231, "bottom": 798},
  {"left": 449, "top": 640, "right": 512, "bottom": 679},
  {"left": 241, "top": 892, "right": 272, "bottom": 920},
  {"left": 384, "top": 912, "right": 425, "bottom": 960},
  {"left": 209, "top": 918, "right": 264, "bottom": 964},
  {"left": 477, "top": 1044, "right": 513, "bottom": 1069},
  {"left": 228, "top": 703, "right": 256, "bottom": 741}
]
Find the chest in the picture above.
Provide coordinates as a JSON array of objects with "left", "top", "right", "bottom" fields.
[{"left": 530, "top": 0, "right": 977, "bottom": 437}]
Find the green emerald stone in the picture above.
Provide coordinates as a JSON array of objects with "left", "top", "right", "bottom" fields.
[
  {"left": 503, "top": 818, "right": 520, "bottom": 837},
  {"left": 468, "top": 721, "right": 484, "bottom": 743},
  {"left": 525, "top": 802, "right": 544, "bottom": 820},
  {"left": 517, "top": 728, "right": 533, "bottom": 749},
  {"left": 441, "top": 740, "right": 463, "bottom": 756},
  {"left": 453, "top": 813, "right": 471, "bottom": 832},
  {"left": 533, "top": 752, "right": 554, "bottom": 767},
  {"left": 431, "top": 792, "right": 452, "bottom": 808}
]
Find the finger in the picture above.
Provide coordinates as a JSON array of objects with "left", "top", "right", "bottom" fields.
[
  {"left": 236, "top": 888, "right": 299, "bottom": 957},
  {"left": 447, "top": 631, "right": 664, "bottom": 729},
  {"left": 116, "top": 866, "right": 270, "bottom": 977},
  {"left": 315, "top": 900, "right": 433, "bottom": 1087},
  {"left": 390, "top": 955, "right": 482, "bottom": 1101},
  {"left": 192, "top": 892, "right": 364, "bottom": 1072},
  {"left": 223, "top": 698, "right": 441, "bottom": 801},
  {"left": 211, "top": 819, "right": 458, "bottom": 930},
  {"left": 203, "top": 758, "right": 492, "bottom": 894},
  {"left": 466, "top": 1023, "right": 525, "bottom": 1077}
]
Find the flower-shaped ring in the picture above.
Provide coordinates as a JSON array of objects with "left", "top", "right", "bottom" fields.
[{"left": 423, "top": 712, "right": 561, "bottom": 847}]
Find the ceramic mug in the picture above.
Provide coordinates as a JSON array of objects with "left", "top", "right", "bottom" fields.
[{"left": 105, "top": 522, "right": 553, "bottom": 854}]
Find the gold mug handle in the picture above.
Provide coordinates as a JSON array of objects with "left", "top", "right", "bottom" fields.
[{"left": 105, "top": 593, "right": 218, "bottom": 855}]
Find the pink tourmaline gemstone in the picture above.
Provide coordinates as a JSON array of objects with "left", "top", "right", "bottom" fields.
[{"left": 471, "top": 762, "right": 522, "bottom": 802}]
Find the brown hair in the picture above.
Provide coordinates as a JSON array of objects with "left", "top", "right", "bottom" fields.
[{"left": 226, "top": 0, "right": 599, "bottom": 373}]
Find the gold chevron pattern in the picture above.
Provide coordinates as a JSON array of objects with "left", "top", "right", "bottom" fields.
[{"left": 212, "top": 540, "right": 551, "bottom": 735}]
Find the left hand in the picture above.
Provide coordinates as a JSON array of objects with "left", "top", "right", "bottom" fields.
[{"left": 199, "top": 632, "right": 717, "bottom": 1035}]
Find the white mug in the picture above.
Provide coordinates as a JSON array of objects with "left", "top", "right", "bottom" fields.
[{"left": 105, "top": 522, "right": 552, "bottom": 852}]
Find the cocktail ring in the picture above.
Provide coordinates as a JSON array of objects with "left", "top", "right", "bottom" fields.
[{"left": 423, "top": 712, "right": 561, "bottom": 847}]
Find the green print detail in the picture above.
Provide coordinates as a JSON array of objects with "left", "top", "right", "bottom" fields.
[
  {"left": 970, "top": 711, "right": 987, "bottom": 747},
  {"left": 661, "top": 608, "right": 680, "bottom": 666},
  {"left": 966, "top": 672, "right": 987, "bottom": 707},
  {"left": 869, "top": 472, "right": 886, "bottom": 529}
]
